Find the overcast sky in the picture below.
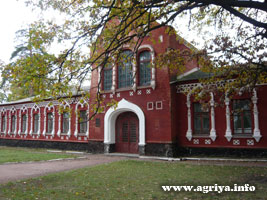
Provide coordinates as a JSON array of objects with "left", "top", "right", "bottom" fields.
[
  {"left": 0, "top": 1, "right": 204, "bottom": 64},
  {"left": 0, "top": 1, "right": 38, "bottom": 63}
]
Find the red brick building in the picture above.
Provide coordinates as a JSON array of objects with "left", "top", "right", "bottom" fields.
[{"left": 0, "top": 26, "right": 266, "bottom": 157}]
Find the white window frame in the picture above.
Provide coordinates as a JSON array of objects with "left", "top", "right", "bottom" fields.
[
  {"left": 29, "top": 104, "right": 41, "bottom": 136},
  {"left": 18, "top": 105, "right": 28, "bottom": 136},
  {"left": 74, "top": 99, "right": 89, "bottom": 138},
  {"left": 8, "top": 106, "right": 17, "bottom": 135},
  {"left": 186, "top": 92, "right": 216, "bottom": 141},
  {"left": 225, "top": 89, "right": 261, "bottom": 142},
  {"left": 0, "top": 108, "right": 7, "bottom": 135},
  {"left": 43, "top": 103, "right": 55, "bottom": 137},
  {"left": 57, "top": 101, "right": 71, "bottom": 137},
  {"left": 137, "top": 45, "right": 156, "bottom": 90}
]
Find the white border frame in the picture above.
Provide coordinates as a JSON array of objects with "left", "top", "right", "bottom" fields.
[{"left": 104, "top": 98, "right": 146, "bottom": 146}]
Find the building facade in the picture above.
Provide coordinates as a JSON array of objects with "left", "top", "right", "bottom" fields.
[{"left": 0, "top": 26, "right": 266, "bottom": 157}]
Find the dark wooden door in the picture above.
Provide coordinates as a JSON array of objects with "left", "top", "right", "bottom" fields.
[{"left": 116, "top": 112, "right": 139, "bottom": 153}]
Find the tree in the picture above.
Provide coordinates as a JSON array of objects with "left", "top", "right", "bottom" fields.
[{"left": 1, "top": 0, "right": 266, "bottom": 105}]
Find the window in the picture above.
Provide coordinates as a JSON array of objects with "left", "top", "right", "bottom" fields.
[
  {"left": 2, "top": 116, "right": 6, "bottom": 132},
  {"left": 11, "top": 115, "right": 16, "bottom": 133},
  {"left": 33, "top": 114, "right": 39, "bottom": 133},
  {"left": 79, "top": 110, "right": 87, "bottom": 133},
  {"left": 139, "top": 51, "right": 151, "bottom": 86},
  {"left": 193, "top": 103, "right": 210, "bottom": 135},
  {"left": 47, "top": 113, "right": 53, "bottom": 134},
  {"left": 103, "top": 65, "right": 113, "bottom": 91},
  {"left": 62, "top": 112, "right": 69, "bottom": 134},
  {"left": 233, "top": 99, "right": 252, "bottom": 134},
  {"left": 21, "top": 114, "right": 27, "bottom": 133},
  {"left": 95, "top": 118, "right": 100, "bottom": 127},
  {"left": 118, "top": 50, "right": 133, "bottom": 88}
]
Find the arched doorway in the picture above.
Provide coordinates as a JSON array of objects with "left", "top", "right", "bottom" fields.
[
  {"left": 104, "top": 99, "right": 146, "bottom": 155},
  {"left": 115, "top": 112, "right": 139, "bottom": 153}
]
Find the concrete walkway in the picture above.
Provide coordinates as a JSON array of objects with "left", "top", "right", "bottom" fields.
[
  {"left": 1, "top": 153, "right": 267, "bottom": 185},
  {"left": 0, "top": 154, "right": 125, "bottom": 184}
]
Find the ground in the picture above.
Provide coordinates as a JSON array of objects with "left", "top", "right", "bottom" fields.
[{"left": 0, "top": 148, "right": 267, "bottom": 199}]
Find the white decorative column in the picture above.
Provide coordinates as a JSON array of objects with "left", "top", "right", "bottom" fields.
[
  {"left": 186, "top": 93, "right": 192, "bottom": 141},
  {"left": 8, "top": 112, "right": 11, "bottom": 135},
  {"left": 52, "top": 110, "right": 55, "bottom": 137},
  {"left": 224, "top": 95, "right": 232, "bottom": 141},
  {"left": 132, "top": 57, "right": 137, "bottom": 92},
  {"left": 210, "top": 92, "right": 216, "bottom": 141},
  {"left": 29, "top": 111, "right": 32, "bottom": 136},
  {"left": 18, "top": 111, "right": 21, "bottom": 135},
  {"left": 43, "top": 110, "right": 47, "bottom": 136},
  {"left": 151, "top": 49, "right": 156, "bottom": 90},
  {"left": 25, "top": 109, "right": 28, "bottom": 136},
  {"left": 86, "top": 109, "right": 89, "bottom": 138},
  {"left": 112, "top": 65, "right": 116, "bottom": 94},
  {"left": 252, "top": 89, "right": 261, "bottom": 142},
  {"left": 57, "top": 112, "right": 61, "bottom": 137}
]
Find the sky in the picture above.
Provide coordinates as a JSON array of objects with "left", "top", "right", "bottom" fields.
[
  {"left": 0, "top": 1, "right": 204, "bottom": 64},
  {"left": 0, "top": 1, "right": 38, "bottom": 63}
]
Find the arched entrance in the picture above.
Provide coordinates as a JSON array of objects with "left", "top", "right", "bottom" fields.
[
  {"left": 104, "top": 99, "right": 146, "bottom": 154},
  {"left": 115, "top": 112, "right": 139, "bottom": 153}
]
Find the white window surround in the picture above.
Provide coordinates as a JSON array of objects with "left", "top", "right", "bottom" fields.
[
  {"left": 8, "top": 106, "right": 17, "bottom": 135},
  {"left": 100, "top": 45, "right": 156, "bottom": 94},
  {"left": 137, "top": 45, "right": 156, "bottom": 90},
  {"left": 29, "top": 104, "right": 41, "bottom": 136},
  {"left": 18, "top": 105, "right": 28, "bottom": 136},
  {"left": 185, "top": 92, "right": 216, "bottom": 141},
  {"left": 224, "top": 89, "right": 261, "bottom": 142},
  {"left": 209, "top": 92, "right": 216, "bottom": 141},
  {"left": 57, "top": 101, "right": 71, "bottom": 138},
  {"left": 0, "top": 108, "right": 7, "bottom": 135},
  {"left": 252, "top": 89, "right": 261, "bottom": 142},
  {"left": 104, "top": 98, "right": 146, "bottom": 147},
  {"left": 74, "top": 99, "right": 89, "bottom": 138},
  {"left": 224, "top": 95, "right": 232, "bottom": 142},
  {"left": 186, "top": 93, "right": 193, "bottom": 141},
  {"left": 43, "top": 104, "right": 55, "bottom": 137}
]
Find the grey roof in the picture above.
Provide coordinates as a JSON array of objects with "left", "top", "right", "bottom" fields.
[
  {"left": 177, "top": 70, "right": 213, "bottom": 82},
  {"left": 0, "top": 85, "right": 90, "bottom": 106}
]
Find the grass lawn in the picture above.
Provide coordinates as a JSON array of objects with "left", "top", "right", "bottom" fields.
[
  {"left": 0, "top": 146, "right": 77, "bottom": 164},
  {"left": 0, "top": 160, "right": 266, "bottom": 200}
]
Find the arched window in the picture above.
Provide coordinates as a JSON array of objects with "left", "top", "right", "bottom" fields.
[
  {"left": 43, "top": 104, "right": 55, "bottom": 137},
  {"left": 9, "top": 107, "right": 17, "bottom": 135},
  {"left": 1, "top": 108, "right": 7, "bottom": 135},
  {"left": 103, "top": 64, "right": 113, "bottom": 91},
  {"left": 19, "top": 105, "right": 28, "bottom": 136},
  {"left": 74, "top": 99, "right": 89, "bottom": 137},
  {"left": 57, "top": 101, "right": 71, "bottom": 137},
  {"left": 138, "top": 51, "right": 151, "bottom": 86},
  {"left": 30, "top": 104, "right": 41, "bottom": 136},
  {"left": 118, "top": 50, "right": 133, "bottom": 89}
]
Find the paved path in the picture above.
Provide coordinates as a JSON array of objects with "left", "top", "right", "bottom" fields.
[
  {"left": 1, "top": 154, "right": 267, "bottom": 185},
  {"left": 0, "top": 154, "right": 125, "bottom": 184}
]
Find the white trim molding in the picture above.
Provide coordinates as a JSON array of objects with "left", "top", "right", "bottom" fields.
[
  {"left": 209, "top": 92, "right": 216, "bottom": 141},
  {"left": 8, "top": 106, "right": 17, "bottom": 135},
  {"left": 18, "top": 105, "right": 28, "bottom": 136},
  {"left": 138, "top": 45, "right": 156, "bottom": 90},
  {"left": 43, "top": 103, "right": 55, "bottom": 137},
  {"left": 29, "top": 104, "right": 41, "bottom": 136},
  {"left": 74, "top": 99, "right": 89, "bottom": 138},
  {"left": 0, "top": 108, "right": 7, "bottom": 135},
  {"left": 252, "top": 89, "right": 261, "bottom": 142},
  {"left": 104, "top": 98, "right": 146, "bottom": 146},
  {"left": 57, "top": 101, "right": 71, "bottom": 138},
  {"left": 224, "top": 95, "right": 232, "bottom": 142},
  {"left": 186, "top": 93, "right": 192, "bottom": 141}
]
